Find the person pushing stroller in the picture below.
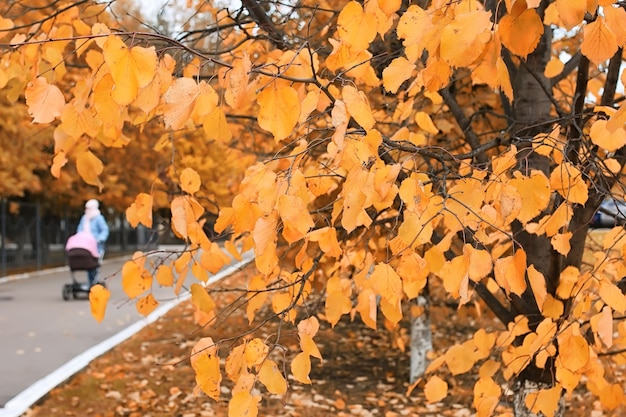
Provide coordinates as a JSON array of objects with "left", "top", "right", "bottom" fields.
[{"left": 76, "top": 199, "right": 109, "bottom": 287}]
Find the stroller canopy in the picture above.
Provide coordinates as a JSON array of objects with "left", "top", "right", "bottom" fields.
[{"left": 65, "top": 232, "right": 99, "bottom": 258}]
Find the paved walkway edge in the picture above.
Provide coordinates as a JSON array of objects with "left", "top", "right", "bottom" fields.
[{"left": 0, "top": 253, "right": 254, "bottom": 417}]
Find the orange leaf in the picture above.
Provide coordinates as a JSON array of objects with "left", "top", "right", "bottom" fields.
[
  {"left": 343, "top": 85, "right": 375, "bottom": 131},
  {"left": 424, "top": 375, "right": 448, "bottom": 403},
  {"left": 440, "top": 255, "right": 469, "bottom": 301},
  {"left": 180, "top": 167, "right": 201, "bottom": 195},
  {"left": 89, "top": 284, "right": 110, "bottom": 323},
  {"left": 325, "top": 291, "right": 352, "bottom": 327},
  {"left": 307, "top": 227, "right": 342, "bottom": 258},
  {"left": 591, "top": 306, "right": 613, "bottom": 348},
  {"left": 445, "top": 342, "right": 476, "bottom": 375},
  {"left": 599, "top": 280, "right": 626, "bottom": 314},
  {"left": 581, "top": 17, "right": 618, "bottom": 65},
  {"left": 278, "top": 194, "right": 314, "bottom": 244},
  {"left": 223, "top": 54, "right": 251, "bottom": 109},
  {"left": 258, "top": 360, "right": 288, "bottom": 395},
  {"left": 355, "top": 288, "right": 378, "bottom": 330},
  {"left": 590, "top": 119, "right": 626, "bottom": 151},
  {"left": 191, "top": 283, "right": 216, "bottom": 315},
  {"left": 369, "top": 263, "right": 403, "bottom": 303},
  {"left": 337, "top": 1, "right": 378, "bottom": 53},
  {"left": 509, "top": 170, "right": 551, "bottom": 223},
  {"left": 498, "top": 2, "right": 544, "bottom": 58},
  {"left": 190, "top": 337, "right": 221, "bottom": 401},
  {"left": 557, "top": 329, "right": 589, "bottom": 372},
  {"left": 155, "top": 264, "right": 174, "bottom": 287},
  {"left": 549, "top": 162, "right": 588, "bottom": 205},
  {"left": 162, "top": 77, "right": 200, "bottom": 130},
  {"left": 473, "top": 377, "right": 501, "bottom": 417},
  {"left": 291, "top": 352, "right": 312, "bottom": 384},
  {"left": 126, "top": 193, "right": 153, "bottom": 228},
  {"left": 440, "top": 10, "right": 492, "bottom": 68},
  {"left": 551, "top": 232, "right": 572, "bottom": 256},
  {"left": 599, "top": 383, "right": 625, "bottom": 411},
  {"left": 121, "top": 260, "right": 152, "bottom": 299},
  {"left": 524, "top": 385, "right": 563, "bottom": 417},
  {"left": 244, "top": 338, "right": 268, "bottom": 368},
  {"left": 51, "top": 151, "right": 68, "bottom": 179},
  {"left": 527, "top": 265, "right": 547, "bottom": 309},
  {"left": 136, "top": 293, "right": 159, "bottom": 316},
  {"left": 228, "top": 391, "right": 261, "bottom": 417},
  {"left": 382, "top": 57, "right": 415, "bottom": 94},
  {"left": 76, "top": 150, "right": 104, "bottom": 192},
  {"left": 396, "top": 251, "right": 428, "bottom": 299},
  {"left": 415, "top": 111, "right": 439, "bottom": 135},
  {"left": 203, "top": 107, "right": 232, "bottom": 142},
  {"left": 102, "top": 35, "right": 157, "bottom": 105},
  {"left": 25, "top": 77, "right": 65, "bottom": 123},
  {"left": 556, "top": 0, "right": 587, "bottom": 30},
  {"left": 257, "top": 85, "right": 300, "bottom": 142},
  {"left": 494, "top": 249, "right": 527, "bottom": 296}
]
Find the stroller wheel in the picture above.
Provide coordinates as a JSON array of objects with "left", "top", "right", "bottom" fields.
[{"left": 62, "top": 284, "right": 72, "bottom": 301}]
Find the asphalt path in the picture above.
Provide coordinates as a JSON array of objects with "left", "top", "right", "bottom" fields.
[{"left": 0, "top": 251, "right": 253, "bottom": 417}]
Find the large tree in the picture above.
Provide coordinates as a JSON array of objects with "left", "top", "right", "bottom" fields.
[{"left": 2, "top": 0, "right": 626, "bottom": 415}]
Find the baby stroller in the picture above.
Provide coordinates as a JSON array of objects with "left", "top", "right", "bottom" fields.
[{"left": 62, "top": 232, "right": 104, "bottom": 300}]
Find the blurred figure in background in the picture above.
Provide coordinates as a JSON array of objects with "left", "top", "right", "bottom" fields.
[{"left": 77, "top": 199, "right": 109, "bottom": 286}]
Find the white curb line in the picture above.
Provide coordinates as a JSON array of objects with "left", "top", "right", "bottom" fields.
[{"left": 0, "top": 253, "right": 254, "bottom": 417}]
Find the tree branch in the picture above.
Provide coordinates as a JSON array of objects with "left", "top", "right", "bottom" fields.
[{"left": 241, "top": 0, "right": 287, "bottom": 49}]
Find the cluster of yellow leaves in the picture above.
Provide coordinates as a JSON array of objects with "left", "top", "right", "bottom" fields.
[{"left": 189, "top": 317, "right": 322, "bottom": 416}]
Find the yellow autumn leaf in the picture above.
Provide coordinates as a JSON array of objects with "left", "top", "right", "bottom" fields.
[
  {"left": 544, "top": 56, "right": 565, "bottom": 78},
  {"left": 291, "top": 352, "right": 312, "bottom": 384},
  {"left": 599, "top": 383, "right": 625, "bottom": 411},
  {"left": 591, "top": 306, "right": 613, "bottom": 348},
  {"left": 244, "top": 338, "right": 268, "bottom": 368},
  {"left": 191, "top": 283, "right": 216, "bottom": 315},
  {"left": 25, "top": 77, "right": 65, "bottom": 123},
  {"left": 258, "top": 359, "right": 287, "bottom": 395},
  {"left": 155, "top": 264, "right": 174, "bottom": 287},
  {"left": 589, "top": 119, "right": 626, "bottom": 151},
  {"left": 415, "top": 111, "right": 439, "bottom": 135},
  {"left": 551, "top": 232, "right": 571, "bottom": 256},
  {"left": 382, "top": 57, "right": 415, "bottom": 94},
  {"left": 163, "top": 77, "right": 199, "bottom": 130},
  {"left": 604, "top": 6, "right": 626, "bottom": 48},
  {"left": 494, "top": 249, "right": 527, "bottom": 296},
  {"left": 549, "top": 162, "right": 588, "bottom": 205},
  {"left": 307, "top": 227, "right": 342, "bottom": 258},
  {"left": 599, "top": 280, "right": 626, "bottom": 314},
  {"left": 121, "top": 260, "right": 152, "bottom": 299},
  {"left": 343, "top": 85, "right": 375, "bottom": 131},
  {"left": 102, "top": 35, "right": 157, "bottom": 105},
  {"left": 466, "top": 246, "right": 493, "bottom": 282},
  {"left": 75, "top": 150, "right": 104, "bottom": 192},
  {"left": 527, "top": 265, "right": 547, "bottom": 309},
  {"left": 396, "top": 251, "right": 428, "bottom": 299},
  {"left": 424, "top": 375, "right": 448, "bottom": 403},
  {"left": 369, "top": 263, "right": 403, "bottom": 303},
  {"left": 509, "top": 170, "right": 551, "bottom": 223},
  {"left": 556, "top": 0, "right": 587, "bottom": 30},
  {"left": 126, "top": 193, "right": 153, "bottom": 228},
  {"left": 557, "top": 329, "right": 589, "bottom": 372},
  {"left": 278, "top": 194, "right": 314, "bottom": 244},
  {"left": 136, "top": 293, "right": 159, "bottom": 316},
  {"left": 203, "top": 107, "right": 232, "bottom": 142},
  {"left": 325, "top": 290, "right": 352, "bottom": 327},
  {"left": 445, "top": 342, "right": 476, "bottom": 375},
  {"left": 525, "top": 385, "right": 563, "bottom": 417},
  {"left": 440, "top": 255, "right": 469, "bottom": 300},
  {"left": 498, "top": 1, "right": 544, "bottom": 58},
  {"left": 229, "top": 391, "right": 261, "bottom": 417},
  {"left": 440, "top": 10, "right": 492, "bottom": 68},
  {"left": 180, "top": 167, "right": 201, "bottom": 195},
  {"left": 51, "top": 151, "right": 67, "bottom": 179},
  {"left": 89, "top": 284, "right": 110, "bottom": 323},
  {"left": 337, "top": 1, "right": 378, "bottom": 53},
  {"left": 581, "top": 16, "right": 618, "bottom": 65},
  {"left": 191, "top": 337, "right": 221, "bottom": 401},
  {"left": 473, "top": 377, "right": 501, "bottom": 417},
  {"left": 257, "top": 85, "right": 300, "bottom": 142}
]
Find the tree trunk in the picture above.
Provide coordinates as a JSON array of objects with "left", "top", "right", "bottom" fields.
[{"left": 410, "top": 295, "right": 432, "bottom": 382}]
